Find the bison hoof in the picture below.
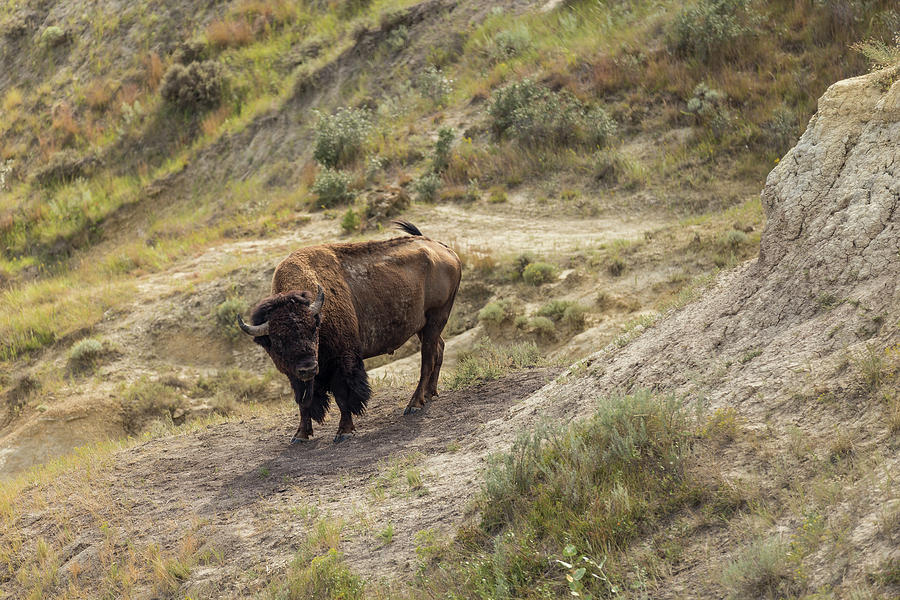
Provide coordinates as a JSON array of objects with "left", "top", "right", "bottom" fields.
[
  {"left": 333, "top": 432, "right": 354, "bottom": 444},
  {"left": 290, "top": 435, "right": 311, "bottom": 444},
  {"left": 403, "top": 405, "right": 424, "bottom": 416}
]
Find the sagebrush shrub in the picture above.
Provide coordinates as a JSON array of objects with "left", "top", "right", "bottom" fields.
[
  {"left": 416, "top": 65, "right": 453, "bottom": 106},
  {"left": 312, "top": 107, "right": 372, "bottom": 168},
  {"left": 478, "top": 300, "right": 516, "bottom": 327},
  {"left": 487, "top": 24, "right": 533, "bottom": 61},
  {"left": 669, "top": 0, "right": 757, "bottom": 63},
  {"left": 687, "top": 83, "right": 730, "bottom": 137},
  {"left": 488, "top": 79, "right": 614, "bottom": 148},
  {"left": 762, "top": 105, "right": 799, "bottom": 154},
  {"left": 386, "top": 24, "right": 409, "bottom": 51},
  {"left": 537, "top": 300, "right": 587, "bottom": 330},
  {"left": 160, "top": 61, "right": 226, "bottom": 111},
  {"left": 487, "top": 78, "right": 543, "bottom": 137},
  {"left": 522, "top": 262, "right": 555, "bottom": 286},
  {"left": 68, "top": 338, "right": 105, "bottom": 372},
  {"left": 413, "top": 172, "right": 441, "bottom": 202},
  {"left": 39, "top": 26, "right": 68, "bottom": 48},
  {"left": 215, "top": 297, "right": 247, "bottom": 339},
  {"left": 312, "top": 168, "right": 354, "bottom": 206},
  {"left": 528, "top": 316, "right": 555, "bottom": 337}
]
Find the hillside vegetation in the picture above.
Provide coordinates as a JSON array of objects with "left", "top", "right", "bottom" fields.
[{"left": 0, "top": 0, "right": 898, "bottom": 598}]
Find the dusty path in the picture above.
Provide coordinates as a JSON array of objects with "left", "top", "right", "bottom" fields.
[
  {"left": 14, "top": 368, "right": 559, "bottom": 598},
  {"left": 1, "top": 198, "right": 662, "bottom": 476}
]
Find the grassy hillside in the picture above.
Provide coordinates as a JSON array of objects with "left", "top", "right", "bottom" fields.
[
  {"left": 0, "top": 0, "right": 898, "bottom": 597},
  {"left": 1, "top": 0, "right": 895, "bottom": 361}
]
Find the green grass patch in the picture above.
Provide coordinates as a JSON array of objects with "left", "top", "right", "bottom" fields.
[
  {"left": 447, "top": 340, "right": 541, "bottom": 390},
  {"left": 408, "top": 391, "right": 717, "bottom": 599}
]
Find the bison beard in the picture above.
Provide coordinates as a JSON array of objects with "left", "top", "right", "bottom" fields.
[{"left": 240, "top": 220, "right": 461, "bottom": 444}]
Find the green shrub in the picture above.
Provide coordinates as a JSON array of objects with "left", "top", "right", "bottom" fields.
[
  {"left": 528, "top": 315, "right": 555, "bottom": 337},
  {"left": 456, "top": 391, "right": 701, "bottom": 598},
  {"left": 853, "top": 34, "right": 900, "bottom": 70},
  {"left": 119, "top": 378, "right": 183, "bottom": 435},
  {"left": 67, "top": 338, "right": 105, "bottom": 373},
  {"left": 487, "top": 79, "right": 614, "bottom": 148},
  {"left": 312, "top": 168, "right": 354, "bottom": 207},
  {"left": 340, "top": 208, "right": 361, "bottom": 233},
  {"left": 536, "top": 300, "right": 587, "bottom": 330},
  {"left": 487, "top": 79, "right": 543, "bottom": 136},
  {"left": 486, "top": 24, "right": 533, "bottom": 61},
  {"left": 416, "top": 65, "right": 453, "bottom": 106},
  {"left": 159, "top": 61, "right": 227, "bottom": 112},
  {"left": 687, "top": 83, "right": 730, "bottom": 137},
  {"left": 283, "top": 549, "right": 364, "bottom": 600},
  {"left": 385, "top": 24, "right": 409, "bottom": 51},
  {"left": 478, "top": 299, "right": 516, "bottom": 327},
  {"left": 536, "top": 300, "right": 571, "bottom": 322},
  {"left": 511, "top": 252, "right": 535, "bottom": 281},
  {"left": 312, "top": 107, "right": 373, "bottom": 168},
  {"left": 413, "top": 172, "right": 441, "bottom": 202},
  {"left": 761, "top": 105, "right": 799, "bottom": 155},
  {"left": 487, "top": 186, "right": 507, "bottom": 203},
  {"left": 720, "top": 229, "right": 748, "bottom": 251},
  {"left": 522, "top": 262, "right": 556, "bottom": 286},
  {"left": 39, "top": 26, "right": 68, "bottom": 48},
  {"left": 721, "top": 537, "right": 798, "bottom": 599},
  {"left": 448, "top": 340, "right": 541, "bottom": 389},
  {"left": 562, "top": 304, "right": 587, "bottom": 330},
  {"left": 608, "top": 255, "right": 626, "bottom": 276},
  {"left": 215, "top": 297, "right": 247, "bottom": 339},
  {"left": 669, "top": 0, "right": 758, "bottom": 63},
  {"left": 432, "top": 127, "right": 455, "bottom": 173}
]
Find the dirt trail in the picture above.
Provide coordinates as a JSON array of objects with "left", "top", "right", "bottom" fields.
[
  {"left": 0, "top": 200, "right": 661, "bottom": 475},
  {"left": 13, "top": 368, "right": 558, "bottom": 597}
]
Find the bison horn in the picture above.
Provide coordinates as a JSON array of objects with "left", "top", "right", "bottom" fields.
[
  {"left": 237, "top": 314, "right": 269, "bottom": 337},
  {"left": 309, "top": 284, "right": 325, "bottom": 316}
]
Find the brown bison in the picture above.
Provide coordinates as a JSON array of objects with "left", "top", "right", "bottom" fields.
[{"left": 238, "top": 221, "right": 461, "bottom": 443}]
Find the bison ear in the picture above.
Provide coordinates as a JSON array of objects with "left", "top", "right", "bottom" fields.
[{"left": 253, "top": 335, "right": 271, "bottom": 349}]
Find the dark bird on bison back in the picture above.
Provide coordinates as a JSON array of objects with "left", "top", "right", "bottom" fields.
[{"left": 238, "top": 220, "right": 462, "bottom": 444}]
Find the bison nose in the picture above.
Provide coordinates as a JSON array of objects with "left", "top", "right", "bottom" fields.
[{"left": 296, "top": 360, "right": 318, "bottom": 381}]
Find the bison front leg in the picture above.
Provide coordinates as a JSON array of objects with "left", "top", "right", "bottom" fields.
[
  {"left": 330, "top": 354, "right": 370, "bottom": 443},
  {"left": 289, "top": 376, "right": 326, "bottom": 443}
]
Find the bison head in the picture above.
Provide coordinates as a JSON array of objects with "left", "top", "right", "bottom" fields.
[{"left": 238, "top": 286, "right": 325, "bottom": 381}]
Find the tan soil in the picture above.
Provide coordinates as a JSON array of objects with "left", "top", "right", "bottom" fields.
[{"left": 9, "top": 368, "right": 558, "bottom": 598}]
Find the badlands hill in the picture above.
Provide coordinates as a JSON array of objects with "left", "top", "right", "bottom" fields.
[
  {"left": 0, "top": 0, "right": 898, "bottom": 598},
  {"left": 1, "top": 68, "right": 897, "bottom": 600}
]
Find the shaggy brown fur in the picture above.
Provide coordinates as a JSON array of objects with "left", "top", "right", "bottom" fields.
[{"left": 245, "top": 221, "right": 461, "bottom": 443}]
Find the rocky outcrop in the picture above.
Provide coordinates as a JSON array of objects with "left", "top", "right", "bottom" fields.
[
  {"left": 521, "top": 69, "right": 898, "bottom": 416},
  {"left": 495, "top": 68, "right": 899, "bottom": 595}
]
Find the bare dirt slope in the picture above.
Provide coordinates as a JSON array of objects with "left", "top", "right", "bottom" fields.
[{"left": 7, "top": 368, "right": 557, "bottom": 598}]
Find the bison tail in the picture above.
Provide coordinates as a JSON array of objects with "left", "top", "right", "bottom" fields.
[{"left": 392, "top": 220, "right": 423, "bottom": 237}]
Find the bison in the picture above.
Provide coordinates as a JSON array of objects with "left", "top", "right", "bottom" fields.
[{"left": 238, "top": 221, "right": 462, "bottom": 443}]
